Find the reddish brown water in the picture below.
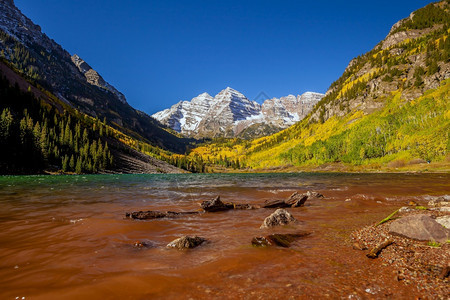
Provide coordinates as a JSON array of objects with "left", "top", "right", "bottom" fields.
[{"left": 0, "top": 173, "right": 449, "bottom": 299}]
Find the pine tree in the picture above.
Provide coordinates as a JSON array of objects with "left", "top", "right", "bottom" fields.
[
  {"left": 0, "top": 108, "right": 13, "bottom": 142},
  {"left": 62, "top": 155, "right": 68, "bottom": 172},
  {"left": 75, "top": 157, "right": 83, "bottom": 174},
  {"left": 69, "top": 155, "right": 75, "bottom": 170}
]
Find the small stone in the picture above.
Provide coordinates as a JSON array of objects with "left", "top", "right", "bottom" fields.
[
  {"left": 260, "top": 209, "right": 297, "bottom": 229},
  {"left": 305, "top": 191, "right": 324, "bottom": 199},
  {"left": 167, "top": 236, "right": 206, "bottom": 250},
  {"left": 353, "top": 242, "right": 367, "bottom": 251},
  {"left": 133, "top": 240, "right": 153, "bottom": 248},
  {"left": 252, "top": 232, "right": 310, "bottom": 247},
  {"left": 399, "top": 207, "right": 413, "bottom": 213}
]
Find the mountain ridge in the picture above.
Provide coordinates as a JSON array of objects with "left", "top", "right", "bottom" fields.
[
  {"left": 153, "top": 87, "right": 323, "bottom": 138},
  {"left": 188, "top": 0, "right": 450, "bottom": 172},
  {"left": 0, "top": 0, "right": 189, "bottom": 153}
]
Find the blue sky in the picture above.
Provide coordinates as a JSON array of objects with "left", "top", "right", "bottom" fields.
[{"left": 15, "top": 0, "right": 432, "bottom": 114}]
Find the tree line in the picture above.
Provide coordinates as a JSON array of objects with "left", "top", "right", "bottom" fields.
[{"left": 0, "top": 75, "right": 113, "bottom": 174}]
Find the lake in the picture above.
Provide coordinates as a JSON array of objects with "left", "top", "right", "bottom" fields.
[{"left": 0, "top": 173, "right": 449, "bottom": 299}]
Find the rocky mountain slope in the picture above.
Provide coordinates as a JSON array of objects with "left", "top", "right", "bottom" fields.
[
  {"left": 0, "top": 0, "right": 188, "bottom": 153},
  {"left": 189, "top": 0, "right": 450, "bottom": 171},
  {"left": 153, "top": 87, "right": 323, "bottom": 138},
  {"left": 309, "top": 0, "right": 450, "bottom": 123},
  {"left": 0, "top": 60, "right": 184, "bottom": 174}
]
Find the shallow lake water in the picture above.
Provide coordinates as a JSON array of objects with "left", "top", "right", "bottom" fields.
[{"left": 0, "top": 173, "right": 449, "bottom": 299}]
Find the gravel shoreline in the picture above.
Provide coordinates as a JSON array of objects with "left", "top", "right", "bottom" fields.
[{"left": 351, "top": 208, "right": 450, "bottom": 299}]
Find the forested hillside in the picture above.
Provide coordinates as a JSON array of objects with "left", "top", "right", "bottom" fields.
[
  {"left": 0, "top": 60, "right": 192, "bottom": 174},
  {"left": 0, "top": 0, "right": 190, "bottom": 154},
  {"left": 188, "top": 1, "right": 450, "bottom": 172},
  {"left": 0, "top": 74, "right": 112, "bottom": 173}
]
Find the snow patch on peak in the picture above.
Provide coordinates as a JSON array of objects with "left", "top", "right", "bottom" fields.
[{"left": 153, "top": 88, "right": 324, "bottom": 138}]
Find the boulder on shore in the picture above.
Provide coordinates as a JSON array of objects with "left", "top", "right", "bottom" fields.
[
  {"left": 252, "top": 232, "right": 311, "bottom": 247},
  {"left": 166, "top": 236, "right": 206, "bottom": 250},
  {"left": 260, "top": 209, "right": 298, "bottom": 229},
  {"left": 126, "top": 210, "right": 200, "bottom": 220},
  {"left": 389, "top": 214, "right": 450, "bottom": 243}
]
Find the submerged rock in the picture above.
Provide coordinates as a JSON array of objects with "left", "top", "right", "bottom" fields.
[
  {"left": 126, "top": 210, "right": 200, "bottom": 220},
  {"left": 201, "top": 196, "right": 256, "bottom": 211},
  {"left": 260, "top": 209, "right": 297, "bottom": 229},
  {"left": 166, "top": 236, "right": 206, "bottom": 250},
  {"left": 233, "top": 203, "right": 257, "bottom": 210},
  {"left": 389, "top": 214, "right": 450, "bottom": 243},
  {"left": 133, "top": 240, "right": 154, "bottom": 248},
  {"left": 252, "top": 232, "right": 311, "bottom": 248},
  {"left": 201, "top": 196, "right": 234, "bottom": 212}
]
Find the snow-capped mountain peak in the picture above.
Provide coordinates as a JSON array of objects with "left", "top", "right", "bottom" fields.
[{"left": 153, "top": 88, "right": 324, "bottom": 138}]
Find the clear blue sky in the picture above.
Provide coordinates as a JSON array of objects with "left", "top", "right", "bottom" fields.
[{"left": 15, "top": 0, "right": 432, "bottom": 114}]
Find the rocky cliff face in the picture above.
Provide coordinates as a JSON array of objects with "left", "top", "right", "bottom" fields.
[
  {"left": 309, "top": 1, "right": 450, "bottom": 123},
  {"left": 0, "top": 0, "right": 187, "bottom": 153},
  {"left": 71, "top": 54, "right": 127, "bottom": 104},
  {"left": 0, "top": 0, "right": 126, "bottom": 104},
  {"left": 153, "top": 87, "right": 323, "bottom": 138}
]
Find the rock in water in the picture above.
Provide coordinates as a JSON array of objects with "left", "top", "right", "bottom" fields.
[
  {"left": 305, "top": 191, "right": 324, "bottom": 199},
  {"left": 233, "top": 203, "right": 257, "bottom": 210},
  {"left": 389, "top": 214, "right": 450, "bottom": 243},
  {"left": 262, "top": 199, "right": 290, "bottom": 209},
  {"left": 284, "top": 192, "right": 308, "bottom": 207},
  {"left": 260, "top": 209, "right": 297, "bottom": 229},
  {"left": 126, "top": 210, "right": 200, "bottom": 220},
  {"left": 252, "top": 232, "right": 311, "bottom": 248},
  {"left": 166, "top": 236, "right": 206, "bottom": 250},
  {"left": 263, "top": 191, "right": 323, "bottom": 208},
  {"left": 201, "top": 196, "right": 234, "bottom": 212},
  {"left": 133, "top": 240, "right": 154, "bottom": 248}
]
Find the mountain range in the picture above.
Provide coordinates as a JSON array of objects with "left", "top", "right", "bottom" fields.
[
  {"left": 152, "top": 88, "right": 323, "bottom": 138},
  {"left": 0, "top": 0, "right": 449, "bottom": 174},
  {"left": 0, "top": 0, "right": 188, "bottom": 154}
]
